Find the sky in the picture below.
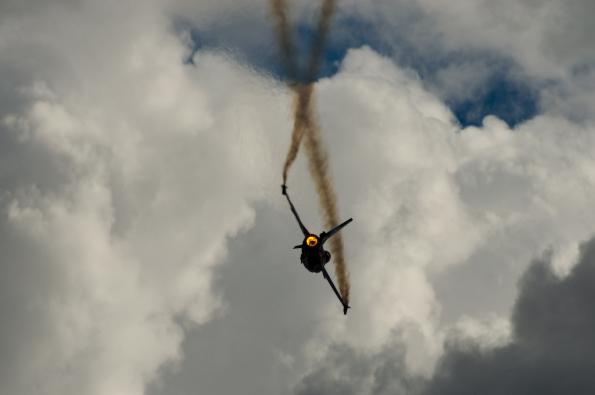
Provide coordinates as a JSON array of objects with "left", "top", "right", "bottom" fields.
[{"left": 1, "top": 1, "right": 595, "bottom": 394}]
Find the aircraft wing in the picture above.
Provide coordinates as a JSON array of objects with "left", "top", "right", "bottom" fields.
[
  {"left": 320, "top": 265, "right": 350, "bottom": 315},
  {"left": 282, "top": 185, "right": 310, "bottom": 236},
  {"left": 320, "top": 218, "right": 353, "bottom": 245}
]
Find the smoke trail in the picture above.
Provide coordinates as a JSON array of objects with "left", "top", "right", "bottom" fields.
[
  {"left": 270, "top": 0, "right": 350, "bottom": 305},
  {"left": 275, "top": 0, "right": 337, "bottom": 185},
  {"left": 282, "top": 85, "right": 310, "bottom": 184},
  {"left": 270, "top": 0, "right": 336, "bottom": 84},
  {"left": 301, "top": 95, "right": 350, "bottom": 303},
  {"left": 270, "top": 0, "right": 298, "bottom": 83},
  {"left": 306, "top": 0, "right": 336, "bottom": 81}
]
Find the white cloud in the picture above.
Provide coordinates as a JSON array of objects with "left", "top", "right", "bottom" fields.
[
  {"left": 450, "top": 314, "right": 512, "bottom": 349},
  {"left": 0, "top": 1, "right": 289, "bottom": 394}
]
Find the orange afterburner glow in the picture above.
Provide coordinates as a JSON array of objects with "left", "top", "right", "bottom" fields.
[{"left": 306, "top": 235, "right": 318, "bottom": 247}]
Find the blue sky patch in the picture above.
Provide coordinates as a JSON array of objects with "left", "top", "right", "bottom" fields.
[
  {"left": 450, "top": 74, "right": 538, "bottom": 128},
  {"left": 175, "top": 13, "right": 539, "bottom": 128}
]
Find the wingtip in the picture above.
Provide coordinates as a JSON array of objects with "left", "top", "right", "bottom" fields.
[
  {"left": 281, "top": 184, "right": 287, "bottom": 195},
  {"left": 343, "top": 305, "right": 350, "bottom": 315}
]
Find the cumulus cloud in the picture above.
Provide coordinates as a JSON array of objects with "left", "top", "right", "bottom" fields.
[{"left": 0, "top": 1, "right": 289, "bottom": 394}]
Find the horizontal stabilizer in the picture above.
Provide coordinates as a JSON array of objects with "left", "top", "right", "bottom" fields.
[{"left": 320, "top": 218, "right": 353, "bottom": 245}]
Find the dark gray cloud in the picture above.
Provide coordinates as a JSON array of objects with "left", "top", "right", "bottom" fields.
[
  {"left": 295, "top": 342, "right": 425, "bottom": 395},
  {"left": 427, "top": 238, "right": 595, "bottom": 395},
  {"left": 295, "top": 236, "right": 595, "bottom": 395}
]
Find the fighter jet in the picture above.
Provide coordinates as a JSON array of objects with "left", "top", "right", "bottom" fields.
[{"left": 282, "top": 184, "right": 352, "bottom": 314}]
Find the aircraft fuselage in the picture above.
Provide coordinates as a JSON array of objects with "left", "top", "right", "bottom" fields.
[{"left": 299, "top": 234, "right": 331, "bottom": 273}]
